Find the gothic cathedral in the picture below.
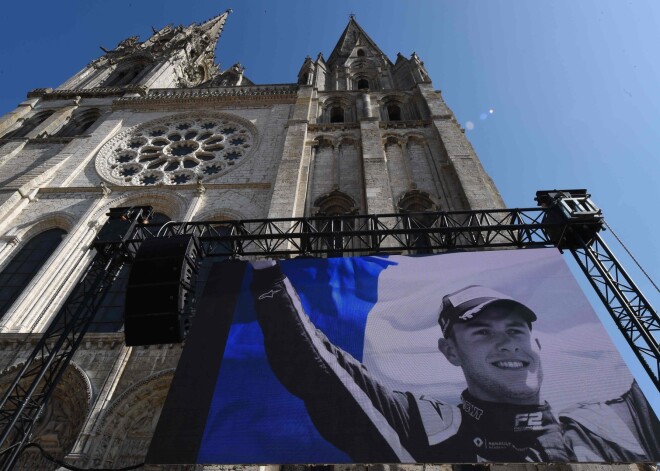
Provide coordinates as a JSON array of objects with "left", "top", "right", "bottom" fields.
[{"left": 0, "top": 9, "right": 598, "bottom": 471}]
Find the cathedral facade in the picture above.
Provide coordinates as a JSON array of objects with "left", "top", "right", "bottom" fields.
[{"left": 0, "top": 10, "right": 636, "bottom": 471}]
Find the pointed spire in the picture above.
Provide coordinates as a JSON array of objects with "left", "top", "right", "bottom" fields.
[
  {"left": 168, "top": 10, "right": 231, "bottom": 88},
  {"left": 197, "top": 9, "right": 231, "bottom": 49},
  {"left": 327, "top": 16, "right": 391, "bottom": 67}
]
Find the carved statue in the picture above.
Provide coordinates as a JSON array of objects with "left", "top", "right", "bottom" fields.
[{"left": 100, "top": 35, "right": 140, "bottom": 55}]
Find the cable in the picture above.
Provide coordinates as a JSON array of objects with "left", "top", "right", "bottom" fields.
[
  {"left": 603, "top": 220, "right": 660, "bottom": 293},
  {"left": 20, "top": 442, "right": 144, "bottom": 471},
  {"left": 156, "top": 220, "right": 176, "bottom": 237}
]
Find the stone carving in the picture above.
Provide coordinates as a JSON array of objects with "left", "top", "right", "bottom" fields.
[
  {"left": 0, "top": 235, "right": 21, "bottom": 246},
  {"left": 176, "top": 54, "right": 220, "bottom": 88},
  {"left": 99, "top": 181, "right": 112, "bottom": 196},
  {"left": 411, "top": 52, "right": 430, "bottom": 82},
  {"left": 196, "top": 178, "right": 206, "bottom": 195},
  {"left": 0, "top": 362, "right": 92, "bottom": 471},
  {"left": 149, "top": 25, "right": 181, "bottom": 54},
  {"left": 115, "top": 36, "right": 139, "bottom": 51},
  {"left": 89, "top": 370, "right": 174, "bottom": 469},
  {"left": 100, "top": 35, "right": 140, "bottom": 55},
  {"left": 145, "top": 84, "right": 298, "bottom": 99},
  {"left": 27, "top": 85, "right": 146, "bottom": 100},
  {"left": 96, "top": 112, "right": 258, "bottom": 186},
  {"left": 200, "top": 63, "right": 247, "bottom": 88}
]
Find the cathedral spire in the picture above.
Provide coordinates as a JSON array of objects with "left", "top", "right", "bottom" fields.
[
  {"left": 195, "top": 9, "right": 232, "bottom": 54},
  {"left": 167, "top": 9, "right": 231, "bottom": 88},
  {"left": 305, "top": 16, "right": 396, "bottom": 91},
  {"left": 327, "top": 16, "right": 392, "bottom": 68}
]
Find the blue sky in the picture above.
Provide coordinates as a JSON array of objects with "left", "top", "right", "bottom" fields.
[{"left": 1, "top": 1, "right": 658, "bottom": 407}]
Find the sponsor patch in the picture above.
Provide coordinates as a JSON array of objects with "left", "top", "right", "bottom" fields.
[
  {"left": 513, "top": 412, "right": 543, "bottom": 431},
  {"left": 461, "top": 396, "right": 484, "bottom": 420}
]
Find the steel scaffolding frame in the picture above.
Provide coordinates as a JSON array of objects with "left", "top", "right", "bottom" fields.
[
  {"left": 143, "top": 208, "right": 555, "bottom": 256},
  {"left": 0, "top": 206, "right": 153, "bottom": 470},
  {"left": 571, "top": 233, "right": 659, "bottom": 393},
  {"left": 0, "top": 197, "right": 657, "bottom": 469}
]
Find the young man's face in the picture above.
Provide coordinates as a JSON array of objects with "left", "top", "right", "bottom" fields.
[{"left": 438, "top": 305, "right": 543, "bottom": 405}]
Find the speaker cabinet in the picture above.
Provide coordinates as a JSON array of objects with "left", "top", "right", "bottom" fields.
[{"left": 124, "top": 235, "right": 200, "bottom": 346}]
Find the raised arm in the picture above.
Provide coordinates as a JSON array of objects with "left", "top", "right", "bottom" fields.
[{"left": 251, "top": 260, "right": 421, "bottom": 462}]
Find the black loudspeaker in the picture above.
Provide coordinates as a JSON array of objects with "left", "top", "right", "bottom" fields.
[{"left": 124, "top": 234, "right": 200, "bottom": 346}]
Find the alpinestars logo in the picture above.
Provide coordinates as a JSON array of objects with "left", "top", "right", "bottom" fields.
[
  {"left": 514, "top": 412, "right": 543, "bottom": 431},
  {"left": 258, "top": 289, "right": 282, "bottom": 300}
]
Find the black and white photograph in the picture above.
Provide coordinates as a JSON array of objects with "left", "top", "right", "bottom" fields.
[{"left": 152, "top": 248, "right": 660, "bottom": 464}]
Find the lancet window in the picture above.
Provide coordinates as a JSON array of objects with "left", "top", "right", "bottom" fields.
[
  {"left": 55, "top": 108, "right": 101, "bottom": 137},
  {"left": 1, "top": 110, "right": 55, "bottom": 139},
  {"left": 312, "top": 190, "right": 358, "bottom": 257},
  {"left": 397, "top": 190, "right": 437, "bottom": 254},
  {"left": 0, "top": 228, "right": 67, "bottom": 320}
]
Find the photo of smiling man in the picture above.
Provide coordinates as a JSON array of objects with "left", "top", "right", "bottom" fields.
[{"left": 251, "top": 250, "right": 660, "bottom": 463}]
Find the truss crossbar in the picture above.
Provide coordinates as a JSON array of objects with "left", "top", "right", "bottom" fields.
[{"left": 131, "top": 208, "right": 556, "bottom": 256}]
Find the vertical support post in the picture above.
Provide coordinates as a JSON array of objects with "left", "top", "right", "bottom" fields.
[
  {"left": 0, "top": 206, "right": 152, "bottom": 470},
  {"left": 570, "top": 232, "right": 660, "bottom": 389}
]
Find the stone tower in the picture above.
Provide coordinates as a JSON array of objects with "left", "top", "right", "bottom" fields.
[
  {"left": 0, "top": 11, "right": 638, "bottom": 471},
  {"left": 61, "top": 11, "right": 230, "bottom": 90},
  {"left": 272, "top": 16, "right": 504, "bottom": 224}
]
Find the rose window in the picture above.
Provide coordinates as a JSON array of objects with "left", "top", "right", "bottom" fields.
[{"left": 97, "top": 114, "right": 256, "bottom": 186}]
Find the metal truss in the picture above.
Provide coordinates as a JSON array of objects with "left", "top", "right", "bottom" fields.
[
  {"left": 0, "top": 207, "right": 153, "bottom": 471},
  {"left": 571, "top": 233, "right": 659, "bottom": 390},
  {"left": 135, "top": 208, "right": 561, "bottom": 257},
  {"left": 0, "top": 200, "right": 657, "bottom": 469}
]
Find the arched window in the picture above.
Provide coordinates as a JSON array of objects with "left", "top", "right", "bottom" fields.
[
  {"left": 299, "top": 73, "right": 309, "bottom": 85},
  {"left": 387, "top": 104, "right": 402, "bottom": 121},
  {"left": 89, "top": 212, "right": 171, "bottom": 332},
  {"left": 322, "top": 100, "right": 353, "bottom": 124},
  {"left": 330, "top": 106, "right": 344, "bottom": 123},
  {"left": 357, "top": 78, "right": 370, "bottom": 90},
  {"left": 103, "top": 68, "right": 129, "bottom": 87},
  {"left": 398, "top": 190, "right": 436, "bottom": 254},
  {"left": 313, "top": 190, "right": 358, "bottom": 257},
  {"left": 103, "top": 63, "right": 147, "bottom": 87},
  {"left": 0, "top": 228, "right": 67, "bottom": 319},
  {"left": 1, "top": 110, "right": 55, "bottom": 139},
  {"left": 54, "top": 108, "right": 101, "bottom": 138},
  {"left": 356, "top": 49, "right": 365, "bottom": 57}
]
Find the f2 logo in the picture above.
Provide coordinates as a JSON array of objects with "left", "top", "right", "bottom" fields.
[{"left": 514, "top": 412, "right": 542, "bottom": 430}]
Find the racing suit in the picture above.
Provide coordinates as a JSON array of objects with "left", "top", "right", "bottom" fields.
[
  {"left": 560, "top": 381, "right": 660, "bottom": 462},
  {"left": 252, "top": 263, "right": 659, "bottom": 463}
]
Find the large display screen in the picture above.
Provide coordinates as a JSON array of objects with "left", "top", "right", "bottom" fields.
[{"left": 147, "top": 248, "right": 660, "bottom": 464}]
